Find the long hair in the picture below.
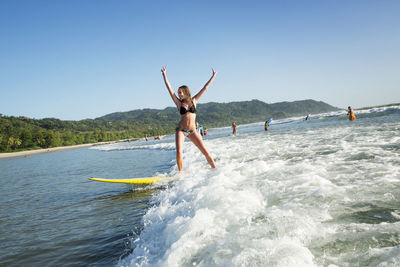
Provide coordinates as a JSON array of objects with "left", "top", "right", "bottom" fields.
[{"left": 179, "top": 85, "right": 195, "bottom": 108}]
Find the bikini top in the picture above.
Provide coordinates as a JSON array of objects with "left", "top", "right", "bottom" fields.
[{"left": 179, "top": 101, "right": 196, "bottom": 115}]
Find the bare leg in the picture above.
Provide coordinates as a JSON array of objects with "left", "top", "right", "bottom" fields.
[
  {"left": 188, "top": 132, "right": 216, "bottom": 168},
  {"left": 175, "top": 130, "right": 184, "bottom": 171}
]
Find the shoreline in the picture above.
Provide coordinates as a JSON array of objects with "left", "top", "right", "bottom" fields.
[{"left": 0, "top": 139, "right": 138, "bottom": 159}]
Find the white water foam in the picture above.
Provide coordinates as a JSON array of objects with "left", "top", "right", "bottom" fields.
[
  {"left": 91, "top": 140, "right": 176, "bottom": 151},
  {"left": 117, "top": 108, "right": 400, "bottom": 266}
]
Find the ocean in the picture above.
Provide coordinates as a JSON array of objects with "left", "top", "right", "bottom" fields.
[{"left": 1, "top": 105, "right": 399, "bottom": 266}]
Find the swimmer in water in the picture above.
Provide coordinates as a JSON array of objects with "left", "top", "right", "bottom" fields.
[
  {"left": 347, "top": 106, "right": 356, "bottom": 121},
  {"left": 161, "top": 66, "right": 217, "bottom": 171},
  {"left": 232, "top": 122, "right": 237, "bottom": 135}
]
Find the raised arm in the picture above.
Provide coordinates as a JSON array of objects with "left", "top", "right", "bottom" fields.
[
  {"left": 192, "top": 68, "right": 217, "bottom": 103},
  {"left": 161, "top": 66, "right": 180, "bottom": 107}
]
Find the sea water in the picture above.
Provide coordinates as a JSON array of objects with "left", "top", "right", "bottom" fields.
[{"left": 1, "top": 105, "right": 399, "bottom": 266}]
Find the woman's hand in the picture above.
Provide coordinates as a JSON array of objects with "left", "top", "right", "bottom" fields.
[
  {"left": 161, "top": 65, "right": 180, "bottom": 107},
  {"left": 161, "top": 66, "right": 167, "bottom": 75},
  {"left": 192, "top": 67, "right": 217, "bottom": 102}
]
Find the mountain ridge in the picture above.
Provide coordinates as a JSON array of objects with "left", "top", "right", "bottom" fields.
[
  {"left": 96, "top": 99, "right": 339, "bottom": 127},
  {"left": 0, "top": 99, "right": 339, "bottom": 152}
]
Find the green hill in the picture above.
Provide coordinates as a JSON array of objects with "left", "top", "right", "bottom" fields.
[
  {"left": 97, "top": 99, "right": 338, "bottom": 127},
  {"left": 0, "top": 99, "right": 338, "bottom": 153}
]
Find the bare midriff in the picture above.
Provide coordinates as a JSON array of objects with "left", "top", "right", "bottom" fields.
[{"left": 178, "top": 112, "right": 196, "bottom": 130}]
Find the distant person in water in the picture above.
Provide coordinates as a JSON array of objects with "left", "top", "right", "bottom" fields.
[
  {"left": 305, "top": 114, "right": 310, "bottom": 121},
  {"left": 198, "top": 125, "right": 204, "bottom": 136},
  {"left": 161, "top": 66, "right": 216, "bottom": 171},
  {"left": 204, "top": 128, "right": 207, "bottom": 136},
  {"left": 347, "top": 106, "right": 356, "bottom": 121},
  {"left": 232, "top": 122, "right": 237, "bottom": 135},
  {"left": 265, "top": 120, "right": 269, "bottom": 131}
]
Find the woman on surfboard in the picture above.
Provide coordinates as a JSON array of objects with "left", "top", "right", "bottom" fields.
[{"left": 161, "top": 66, "right": 217, "bottom": 171}]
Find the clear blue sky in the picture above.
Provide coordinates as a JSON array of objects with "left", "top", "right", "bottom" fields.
[{"left": 1, "top": 0, "right": 399, "bottom": 120}]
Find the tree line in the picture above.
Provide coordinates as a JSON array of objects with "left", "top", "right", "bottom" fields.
[
  {"left": 0, "top": 99, "right": 338, "bottom": 153},
  {"left": 0, "top": 115, "right": 174, "bottom": 152}
]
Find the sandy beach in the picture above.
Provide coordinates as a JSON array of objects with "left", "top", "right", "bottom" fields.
[
  {"left": 0, "top": 141, "right": 127, "bottom": 159},
  {"left": 0, "top": 143, "right": 96, "bottom": 159}
]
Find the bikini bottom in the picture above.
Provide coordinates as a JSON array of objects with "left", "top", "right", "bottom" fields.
[{"left": 176, "top": 127, "right": 195, "bottom": 137}]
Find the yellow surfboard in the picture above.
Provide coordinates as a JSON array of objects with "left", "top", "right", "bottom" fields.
[{"left": 89, "top": 176, "right": 170, "bottom": 184}]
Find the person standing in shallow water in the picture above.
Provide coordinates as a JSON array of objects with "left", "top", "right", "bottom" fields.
[
  {"left": 232, "top": 122, "right": 237, "bottom": 135},
  {"left": 347, "top": 106, "right": 356, "bottom": 121},
  {"left": 161, "top": 66, "right": 217, "bottom": 171}
]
